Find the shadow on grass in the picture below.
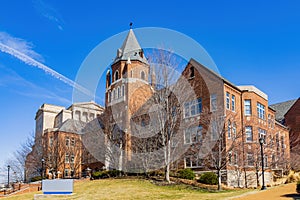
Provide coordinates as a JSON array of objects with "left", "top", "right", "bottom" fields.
[{"left": 281, "top": 193, "right": 300, "bottom": 200}]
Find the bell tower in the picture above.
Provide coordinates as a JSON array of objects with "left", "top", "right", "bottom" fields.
[{"left": 105, "top": 28, "right": 154, "bottom": 160}]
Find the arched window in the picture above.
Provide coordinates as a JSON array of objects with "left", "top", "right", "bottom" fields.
[
  {"left": 117, "top": 87, "right": 120, "bottom": 98},
  {"left": 108, "top": 91, "right": 111, "bottom": 102},
  {"left": 228, "top": 120, "right": 231, "bottom": 139},
  {"left": 75, "top": 110, "right": 81, "bottom": 121},
  {"left": 113, "top": 89, "right": 116, "bottom": 100},
  {"left": 106, "top": 70, "right": 111, "bottom": 87},
  {"left": 190, "top": 66, "right": 195, "bottom": 78},
  {"left": 115, "top": 70, "right": 119, "bottom": 81},
  {"left": 141, "top": 71, "right": 145, "bottom": 80},
  {"left": 122, "top": 85, "right": 125, "bottom": 96},
  {"left": 130, "top": 70, "right": 133, "bottom": 78}
]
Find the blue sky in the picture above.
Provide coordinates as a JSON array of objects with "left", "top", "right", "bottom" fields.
[{"left": 0, "top": 0, "right": 299, "bottom": 180}]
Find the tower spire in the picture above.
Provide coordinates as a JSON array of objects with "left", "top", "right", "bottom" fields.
[{"left": 129, "top": 22, "right": 133, "bottom": 29}]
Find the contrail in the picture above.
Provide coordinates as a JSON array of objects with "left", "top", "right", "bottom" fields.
[{"left": 0, "top": 42, "right": 92, "bottom": 97}]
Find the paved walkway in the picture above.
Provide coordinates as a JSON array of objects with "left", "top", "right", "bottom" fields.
[{"left": 233, "top": 183, "right": 300, "bottom": 200}]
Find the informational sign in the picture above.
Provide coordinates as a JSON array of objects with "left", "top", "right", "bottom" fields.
[{"left": 42, "top": 179, "right": 73, "bottom": 195}]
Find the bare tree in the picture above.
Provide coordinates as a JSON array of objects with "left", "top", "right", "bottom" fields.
[
  {"left": 144, "top": 49, "right": 194, "bottom": 182},
  {"left": 198, "top": 108, "right": 243, "bottom": 190}
]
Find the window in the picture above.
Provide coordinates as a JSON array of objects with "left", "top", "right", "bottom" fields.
[
  {"left": 64, "top": 169, "right": 69, "bottom": 177},
  {"left": 122, "top": 85, "right": 125, "bottom": 96},
  {"left": 232, "top": 122, "right": 237, "bottom": 138},
  {"left": 189, "top": 66, "right": 195, "bottom": 78},
  {"left": 65, "top": 154, "right": 69, "bottom": 163},
  {"left": 245, "top": 126, "right": 253, "bottom": 142},
  {"left": 83, "top": 112, "right": 88, "bottom": 122},
  {"left": 257, "top": 102, "right": 265, "bottom": 119},
  {"left": 89, "top": 113, "right": 95, "bottom": 120},
  {"left": 65, "top": 137, "right": 70, "bottom": 146},
  {"left": 49, "top": 136, "right": 53, "bottom": 147},
  {"left": 281, "top": 135, "right": 285, "bottom": 149},
  {"left": 113, "top": 89, "right": 116, "bottom": 100},
  {"left": 211, "top": 94, "right": 217, "bottom": 111},
  {"left": 226, "top": 92, "right": 230, "bottom": 109},
  {"left": 228, "top": 120, "right": 231, "bottom": 139},
  {"left": 108, "top": 91, "right": 111, "bottom": 102},
  {"left": 244, "top": 100, "right": 251, "bottom": 116},
  {"left": 115, "top": 70, "right": 119, "bottom": 81},
  {"left": 247, "top": 153, "right": 254, "bottom": 166},
  {"left": 117, "top": 87, "right": 120, "bottom": 98},
  {"left": 184, "top": 126, "right": 202, "bottom": 144},
  {"left": 276, "top": 133, "right": 280, "bottom": 151},
  {"left": 70, "top": 155, "right": 75, "bottom": 163},
  {"left": 233, "top": 151, "right": 238, "bottom": 165},
  {"left": 141, "top": 119, "right": 146, "bottom": 127},
  {"left": 229, "top": 151, "right": 238, "bottom": 165},
  {"left": 130, "top": 70, "right": 133, "bottom": 78},
  {"left": 228, "top": 151, "right": 232, "bottom": 165},
  {"left": 71, "top": 137, "right": 75, "bottom": 146},
  {"left": 184, "top": 98, "right": 202, "bottom": 118},
  {"left": 141, "top": 71, "right": 145, "bottom": 80},
  {"left": 231, "top": 95, "right": 235, "bottom": 111},
  {"left": 211, "top": 121, "right": 218, "bottom": 140},
  {"left": 185, "top": 156, "right": 203, "bottom": 168},
  {"left": 258, "top": 128, "right": 266, "bottom": 144}
]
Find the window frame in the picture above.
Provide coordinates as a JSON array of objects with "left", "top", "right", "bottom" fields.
[
  {"left": 244, "top": 99, "right": 251, "bottom": 116},
  {"left": 226, "top": 92, "right": 230, "bottom": 110},
  {"left": 257, "top": 102, "right": 265, "bottom": 120},
  {"left": 231, "top": 95, "right": 235, "bottom": 111},
  {"left": 245, "top": 126, "right": 253, "bottom": 142},
  {"left": 183, "top": 98, "right": 202, "bottom": 118}
]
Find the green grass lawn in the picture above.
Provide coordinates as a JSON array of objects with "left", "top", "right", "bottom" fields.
[{"left": 4, "top": 178, "right": 252, "bottom": 200}]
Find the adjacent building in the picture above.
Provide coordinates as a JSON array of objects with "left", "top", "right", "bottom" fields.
[{"left": 271, "top": 98, "right": 300, "bottom": 170}]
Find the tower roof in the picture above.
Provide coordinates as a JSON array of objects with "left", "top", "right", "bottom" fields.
[{"left": 113, "top": 29, "right": 148, "bottom": 64}]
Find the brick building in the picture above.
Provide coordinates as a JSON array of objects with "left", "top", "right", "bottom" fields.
[
  {"left": 271, "top": 98, "right": 300, "bottom": 170},
  {"left": 27, "top": 28, "right": 290, "bottom": 188},
  {"left": 25, "top": 102, "right": 104, "bottom": 181}
]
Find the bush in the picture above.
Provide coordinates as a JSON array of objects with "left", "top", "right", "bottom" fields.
[
  {"left": 108, "top": 170, "right": 123, "bottom": 177},
  {"left": 92, "top": 171, "right": 109, "bottom": 179},
  {"left": 177, "top": 169, "right": 195, "bottom": 180},
  {"left": 92, "top": 170, "right": 124, "bottom": 179},
  {"left": 198, "top": 172, "right": 218, "bottom": 185},
  {"left": 30, "top": 176, "right": 42, "bottom": 182},
  {"left": 297, "top": 181, "right": 300, "bottom": 193},
  {"left": 285, "top": 171, "right": 300, "bottom": 183}
]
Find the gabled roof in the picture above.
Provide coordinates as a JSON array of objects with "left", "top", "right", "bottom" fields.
[
  {"left": 58, "top": 119, "right": 86, "bottom": 134},
  {"left": 67, "top": 101, "right": 104, "bottom": 111},
  {"left": 270, "top": 99, "right": 298, "bottom": 122},
  {"left": 113, "top": 29, "right": 148, "bottom": 65}
]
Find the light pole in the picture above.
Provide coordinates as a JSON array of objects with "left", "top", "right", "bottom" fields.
[
  {"left": 7, "top": 165, "right": 10, "bottom": 188},
  {"left": 41, "top": 158, "right": 45, "bottom": 190},
  {"left": 259, "top": 137, "right": 266, "bottom": 190},
  {"left": 41, "top": 158, "right": 45, "bottom": 179}
]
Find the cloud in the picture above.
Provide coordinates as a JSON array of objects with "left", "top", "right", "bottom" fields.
[
  {"left": 0, "top": 32, "right": 43, "bottom": 62},
  {"left": 32, "top": 0, "right": 64, "bottom": 30},
  {"left": 0, "top": 32, "right": 93, "bottom": 97}
]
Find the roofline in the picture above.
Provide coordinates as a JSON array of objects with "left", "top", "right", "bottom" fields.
[
  {"left": 284, "top": 97, "right": 300, "bottom": 118},
  {"left": 189, "top": 58, "right": 242, "bottom": 92}
]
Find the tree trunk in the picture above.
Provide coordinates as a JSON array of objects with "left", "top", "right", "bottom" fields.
[
  {"left": 218, "top": 169, "right": 222, "bottom": 191},
  {"left": 256, "top": 170, "right": 259, "bottom": 187},
  {"left": 165, "top": 164, "right": 170, "bottom": 182}
]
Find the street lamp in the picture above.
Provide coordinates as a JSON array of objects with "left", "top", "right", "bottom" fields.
[
  {"left": 41, "top": 158, "right": 45, "bottom": 179},
  {"left": 7, "top": 165, "right": 10, "bottom": 188},
  {"left": 259, "top": 137, "right": 267, "bottom": 190}
]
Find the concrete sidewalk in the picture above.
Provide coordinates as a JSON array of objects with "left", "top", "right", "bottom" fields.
[{"left": 233, "top": 183, "right": 300, "bottom": 200}]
